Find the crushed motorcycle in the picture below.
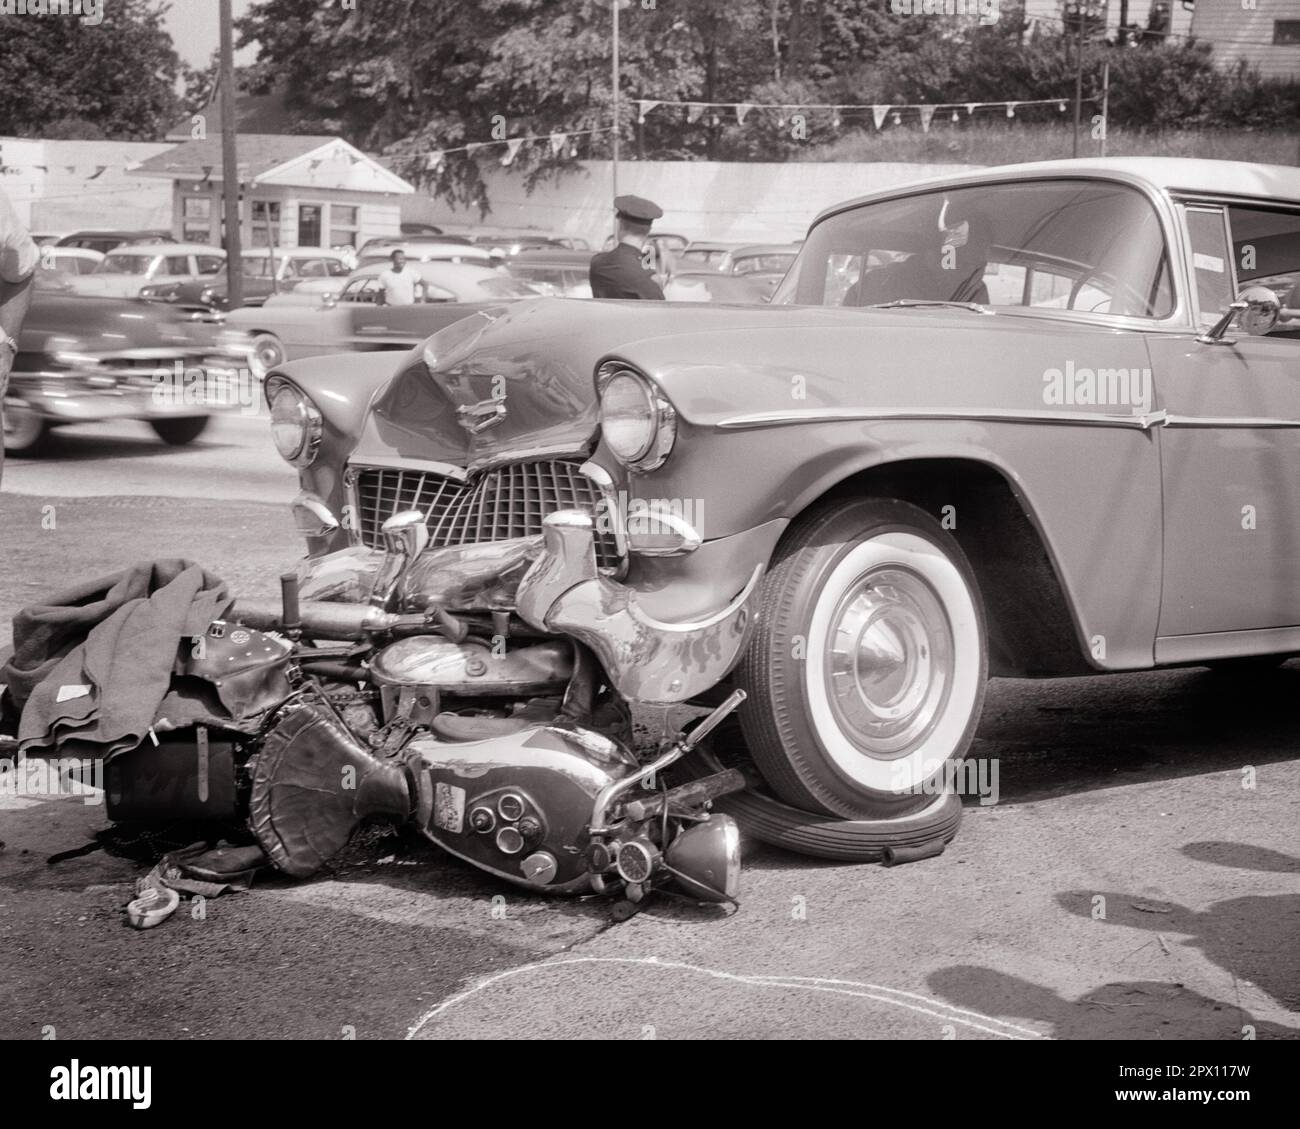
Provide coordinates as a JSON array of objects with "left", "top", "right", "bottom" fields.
[{"left": 103, "top": 509, "right": 751, "bottom": 909}]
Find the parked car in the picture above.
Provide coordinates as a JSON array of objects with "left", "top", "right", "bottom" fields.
[
  {"left": 225, "top": 260, "right": 540, "bottom": 376},
  {"left": 507, "top": 249, "right": 595, "bottom": 298},
  {"left": 54, "top": 229, "right": 177, "bottom": 254},
  {"left": 37, "top": 246, "right": 104, "bottom": 276},
  {"left": 472, "top": 233, "right": 568, "bottom": 257},
  {"left": 351, "top": 239, "right": 493, "bottom": 270},
  {"left": 259, "top": 158, "right": 1300, "bottom": 849},
  {"left": 662, "top": 269, "right": 769, "bottom": 303},
  {"left": 676, "top": 240, "right": 744, "bottom": 270},
  {"left": 69, "top": 243, "right": 226, "bottom": 300},
  {"left": 3, "top": 270, "right": 252, "bottom": 455},
  {"left": 138, "top": 248, "right": 353, "bottom": 312},
  {"left": 718, "top": 243, "right": 800, "bottom": 299}
]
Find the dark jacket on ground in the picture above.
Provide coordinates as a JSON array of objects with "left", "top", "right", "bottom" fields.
[
  {"left": 588, "top": 242, "right": 665, "bottom": 300},
  {"left": 1, "top": 560, "right": 231, "bottom": 758}
]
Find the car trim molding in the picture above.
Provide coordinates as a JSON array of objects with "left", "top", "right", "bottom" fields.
[
  {"left": 715, "top": 406, "right": 1172, "bottom": 431},
  {"left": 1156, "top": 626, "right": 1300, "bottom": 665}
]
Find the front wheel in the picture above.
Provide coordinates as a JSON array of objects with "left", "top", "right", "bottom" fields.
[
  {"left": 150, "top": 416, "right": 211, "bottom": 445},
  {"left": 737, "top": 497, "right": 988, "bottom": 819},
  {"left": 3, "top": 401, "right": 50, "bottom": 455}
]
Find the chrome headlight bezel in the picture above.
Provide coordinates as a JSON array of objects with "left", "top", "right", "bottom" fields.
[
  {"left": 266, "top": 377, "right": 323, "bottom": 468},
  {"left": 597, "top": 362, "right": 676, "bottom": 472}
]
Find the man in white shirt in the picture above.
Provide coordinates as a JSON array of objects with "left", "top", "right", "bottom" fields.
[
  {"left": 377, "top": 249, "right": 419, "bottom": 306},
  {"left": 1, "top": 186, "right": 40, "bottom": 485}
]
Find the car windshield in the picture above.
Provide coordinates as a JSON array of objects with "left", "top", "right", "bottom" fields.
[
  {"left": 97, "top": 254, "right": 155, "bottom": 276},
  {"left": 774, "top": 180, "right": 1173, "bottom": 319}
]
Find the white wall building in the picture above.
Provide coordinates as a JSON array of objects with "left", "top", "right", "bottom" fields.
[{"left": 136, "top": 134, "right": 414, "bottom": 251}]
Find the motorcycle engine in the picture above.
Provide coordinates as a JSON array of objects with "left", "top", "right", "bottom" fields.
[{"left": 404, "top": 724, "right": 639, "bottom": 893}]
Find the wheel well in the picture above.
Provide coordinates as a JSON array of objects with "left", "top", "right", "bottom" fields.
[{"left": 809, "top": 459, "right": 1091, "bottom": 677}]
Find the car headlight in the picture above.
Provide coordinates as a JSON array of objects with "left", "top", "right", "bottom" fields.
[
  {"left": 199, "top": 288, "right": 216, "bottom": 305},
  {"left": 598, "top": 364, "right": 676, "bottom": 471},
  {"left": 267, "top": 379, "right": 323, "bottom": 467}
]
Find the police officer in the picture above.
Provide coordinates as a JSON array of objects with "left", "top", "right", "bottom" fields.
[{"left": 588, "top": 195, "right": 665, "bottom": 300}]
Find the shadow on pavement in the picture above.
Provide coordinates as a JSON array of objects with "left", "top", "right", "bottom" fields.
[
  {"left": 928, "top": 964, "right": 1298, "bottom": 1040},
  {"left": 1057, "top": 886, "right": 1300, "bottom": 1014}
]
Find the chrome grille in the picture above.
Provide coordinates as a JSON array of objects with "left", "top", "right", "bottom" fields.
[{"left": 353, "top": 459, "right": 621, "bottom": 570}]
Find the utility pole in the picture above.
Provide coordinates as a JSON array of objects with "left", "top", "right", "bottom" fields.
[
  {"left": 611, "top": 0, "right": 620, "bottom": 199},
  {"left": 220, "top": 0, "right": 243, "bottom": 309},
  {"left": 1100, "top": 61, "right": 1110, "bottom": 157},
  {"left": 1071, "top": 6, "right": 1084, "bottom": 158}
]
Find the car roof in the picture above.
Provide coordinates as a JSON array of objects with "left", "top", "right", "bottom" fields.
[
  {"left": 46, "top": 246, "right": 104, "bottom": 258},
  {"left": 683, "top": 241, "right": 744, "bottom": 251},
  {"left": 105, "top": 242, "right": 225, "bottom": 256},
  {"left": 813, "top": 157, "right": 1300, "bottom": 226}
]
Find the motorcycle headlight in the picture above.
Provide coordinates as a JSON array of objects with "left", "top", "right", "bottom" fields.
[
  {"left": 267, "top": 379, "right": 323, "bottom": 467},
  {"left": 598, "top": 364, "right": 675, "bottom": 471}
]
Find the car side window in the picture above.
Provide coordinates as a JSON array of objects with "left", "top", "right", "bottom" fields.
[
  {"left": 164, "top": 256, "right": 191, "bottom": 276},
  {"left": 422, "top": 284, "right": 455, "bottom": 303},
  {"left": 1226, "top": 203, "right": 1300, "bottom": 334}
]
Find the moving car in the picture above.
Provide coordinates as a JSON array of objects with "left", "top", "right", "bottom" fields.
[
  {"left": 507, "top": 249, "right": 595, "bottom": 298},
  {"left": 69, "top": 243, "right": 226, "bottom": 300},
  {"left": 54, "top": 229, "right": 177, "bottom": 254},
  {"left": 225, "top": 260, "right": 540, "bottom": 376},
  {"left": 259, "top": 158, "right": 1300, "bottom": 851},
  {"left": 3, "top": 270, "right": 252, "bottom": 455},
  {"left": 139, "top": 248, "right": 353, "bottom": 312}
]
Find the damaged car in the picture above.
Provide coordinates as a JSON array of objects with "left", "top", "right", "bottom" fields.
[{"left": 8, "top": 158, "right": 1299, "bottom": 905}]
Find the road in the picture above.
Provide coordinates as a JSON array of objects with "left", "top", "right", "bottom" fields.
[{"left": 1, "top": 416, "right": 1298, "bottom": 1041}]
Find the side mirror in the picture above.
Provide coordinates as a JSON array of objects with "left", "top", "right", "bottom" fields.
[{"left": 1197, "top": 285, "right": 1287, "bottom": 345}]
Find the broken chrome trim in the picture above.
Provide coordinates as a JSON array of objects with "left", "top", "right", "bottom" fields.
[
  {"left": 291, "top": 492, "right": 341, "bottom": 539},
  {"left": 578, "top": 459, "right": 629, "bottom": 566},
  {"left": 516, "top": 510, "right": 763, "bottom": 704}
]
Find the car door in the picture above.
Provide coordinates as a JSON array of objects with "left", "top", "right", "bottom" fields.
[{"left": 1150, "top": 200, "right": 1300, "bottom": 644}]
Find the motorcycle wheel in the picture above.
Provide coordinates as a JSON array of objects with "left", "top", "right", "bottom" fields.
[{"left": 672, "top": 724, "right": 962, "bottom": 863}]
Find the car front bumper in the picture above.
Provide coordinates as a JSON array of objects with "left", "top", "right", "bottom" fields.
[{"left": 290, "top": 507, "right": 768, "bottom": 705}]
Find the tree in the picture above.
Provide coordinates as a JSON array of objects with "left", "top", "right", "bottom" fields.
[{"left": 0, "top": 0, "right": 181, "bottom": 141}]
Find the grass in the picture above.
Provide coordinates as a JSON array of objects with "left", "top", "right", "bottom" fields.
[{"left": 799, "top": 122, "right": 1300, "bottom": 166}]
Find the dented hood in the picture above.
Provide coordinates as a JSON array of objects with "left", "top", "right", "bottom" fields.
[{"left": 350, "top": 296, "right": 933, "bottom": 468}]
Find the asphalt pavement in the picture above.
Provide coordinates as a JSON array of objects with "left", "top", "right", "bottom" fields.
[{"left": 1, "top": 415, "right": 1297, "bottom": 1040}]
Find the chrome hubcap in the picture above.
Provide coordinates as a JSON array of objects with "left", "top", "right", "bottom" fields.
[{"left": 824, "top": 566, "right": 954, "bottom": 758}]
